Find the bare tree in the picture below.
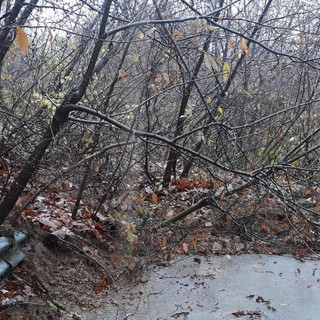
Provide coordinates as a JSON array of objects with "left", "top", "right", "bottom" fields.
[{"left": 0, "top": 0, "right": 320, "bottom": 253}]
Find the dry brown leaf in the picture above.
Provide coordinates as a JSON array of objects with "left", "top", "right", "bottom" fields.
[
  {"left": 249, "top": 203, "right": 258, "bottom": 212},
  {"left": 260, "top": 223, "right": 271, "bottom": 234},
  {"left": 94, "top": 277, "right": 107, "bottom": 294},
  {"left": 231, "top": 310, "right": 246, "bottom": 317},
  {"left": 132, "top": 54, "right": 140, "bottom": 62},
  {"left": 182, "top": 242, "right": 189, "bottom": 255},
  {"left": 296, "top": 248, "right": 309, "bottom": 260},
  {"left": 190, "top": 235, "right": 197, "bottom": 247},
  {"left": 152, "top": 192, "right": 158, "bottom": 204},
  {"left": 118, "top": 69, "right": 128, "bottom": 83},
  {"left": 112, "top": 254, "right": 122, "bottom": 264},
  {"left": 189, "top": 23, "right": 197, "bottom": 34},
  {"left": 16, "top": 27, "right": 29, "bottom": 53},
  {"left": 161, "top": 238, "right": 167, "bottom": 251},
  {"left": 171, "top": 29, "right": 182, "bottom": 36},
  {"left": 110, "top": 299, "right": 119, "bottom": 306},
  {"left": 229, "top": 39, "right": 236, "bottom": 48},
  {"left": 240, "top": 36, "right": 249, "bottom": 55},
  {"left": 22, "top": 209, "right": 37, "bottom": 217},
  {"left": 61, "top": 181, "right": 69, "bottom": 190}
]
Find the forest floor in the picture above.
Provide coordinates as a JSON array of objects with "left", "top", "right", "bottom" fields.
[{"left": 1, "top": 162, "right": 320, "bottom": 319}]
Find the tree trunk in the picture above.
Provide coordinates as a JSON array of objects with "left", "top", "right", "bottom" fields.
[
  {"left": 0, "top": 0, "right": 114, "bottom": 225},
  {"left": 180, "top": 0, "right": 274, "bottom": 178},
  {"left": 162, "top": 37, "right": 211, "bottom": 187},
  {"left": 0, "top": 106, "right": 69, "bottom": 225}
]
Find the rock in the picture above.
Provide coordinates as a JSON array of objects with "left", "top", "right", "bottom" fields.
[
  {"left": 184, "top": 219, "right": 201, "bottom": 229},
  {"left": 212, "top": 242, "right": 223, "bottom": 252}
]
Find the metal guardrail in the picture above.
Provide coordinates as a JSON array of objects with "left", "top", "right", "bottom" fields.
[{"left": 0, "top": 231, "right": 27, "bottom": 278}]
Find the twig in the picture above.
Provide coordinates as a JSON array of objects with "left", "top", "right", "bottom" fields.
[
  {"left": 48, "top": 233, "right": 115, "bottom": 284},
  {"left": 0, "top": 302, "right": 47, "bottom": 313},
  {"left": 9, "top": 141, "right": 133, "bottom": 224}
]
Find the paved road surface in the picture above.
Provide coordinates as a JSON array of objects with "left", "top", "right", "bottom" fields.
[{"left": 80, "top": 254, "right": 320, "bottom": 320}]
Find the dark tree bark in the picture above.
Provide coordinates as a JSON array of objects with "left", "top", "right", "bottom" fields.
[{"left": 162, "top": 37, "right": 211, "bottom": 187}]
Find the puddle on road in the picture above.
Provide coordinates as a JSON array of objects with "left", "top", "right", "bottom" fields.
[{"left": 81, "top": 254, "right": 320, "bottom": 320}]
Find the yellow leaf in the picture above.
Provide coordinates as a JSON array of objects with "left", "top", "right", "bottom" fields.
[
  {"left": 217, "top": 106, "right": 224, "bottom": 115},
  {"left": 125, "top": 222, "right": 138, "bottom": 243},
  {"left": 126, "top": 112, "right": 134, "bottom": 120},
  {"left": 205, "top": 96, "right": 212, "bottom": 104},
  {"left": 16, "top": 27, "right": 29, "bottom": 53},
  {"left": 222, "top": 62, "right": 230, "bottom": 82},
  {"left": 132, "top": 54, "right": 140, "bottom": 62},
  {"left": 171, "top": 29, "right": 182, "bottom": 36},
  {"left": 290, "top": 160, "right": 299, "bottom": 167},
  {"left": 2, "top": 73, "right": 11, "bottom": 80},
  {"left": 240, "top": 36, "right": 249, "bottom": 54},
  {"left": 127, "top": 222, "right": 136, "bottom": 233},
  {"left": 138, "top": 32, "right": 145, "bottom": 39}
]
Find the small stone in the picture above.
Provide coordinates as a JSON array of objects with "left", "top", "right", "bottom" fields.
[
  {"left": 184, "top": 219, "right": 201, "bottom": 229},
  {"left": 234, "top": 242, "right": 245, "bottom": 251},
  {"left": 212, "top": 242, "right": 223, "bottom": 252},
  {"left": 70, "top": 258, "right": 79, "bottom": 265},
  {"left": 140, "top": 276, "right": 149, "bottom": 283},
  {"left": 222, "top": 239, "right": 231, "bottom": 248}
]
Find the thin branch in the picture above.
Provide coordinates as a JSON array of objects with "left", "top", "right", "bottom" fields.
[
  {"left": 102, "top": 3, "right": 235, "bottom": 38},
  {"left": 12, "top": 141, "right": 134, "bottom": 218}
]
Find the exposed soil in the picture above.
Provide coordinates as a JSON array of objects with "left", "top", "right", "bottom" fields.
[{"left": 0, "top": 218, "right": 147, "bottom": 319}]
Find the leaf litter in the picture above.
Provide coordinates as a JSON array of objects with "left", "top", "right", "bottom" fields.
[{"left": 1, "top": 161, "right": 320, "bottom": 318}]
